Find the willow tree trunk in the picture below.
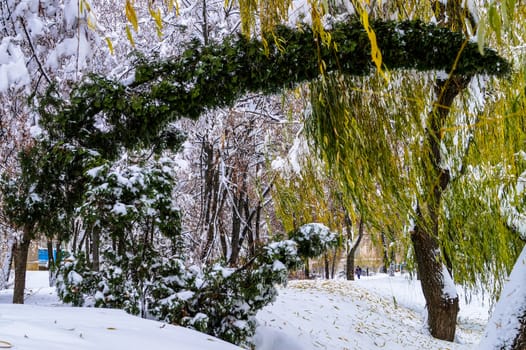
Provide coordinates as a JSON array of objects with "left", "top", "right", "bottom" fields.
[
  {"left": 13, "top": 227, "right": 32, "bottom": 304},
  {"left": 411, "top": 76, "right": 470, "bottom": 341},
  {"left": 412, "top": 219, "right": 459, "bottom": 340}
]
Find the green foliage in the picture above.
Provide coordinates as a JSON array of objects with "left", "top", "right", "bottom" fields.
[
  {"left": 305, "top": 54, "right": 525, "bottom": 299},
  {"left": 56, "top": 239, "right": 303, "bottom": 348},
  {"left": 34, "top": 19, "right": 508, "bottom": 161},
  {"left": 1, "top": 142, "right": 92, "bottom": 241},
  {"left": 81, "top": 155, "right": 182, "bottom": 247},
  {"left": 56, "top": 253, "right": 100, "bottom": 306}
]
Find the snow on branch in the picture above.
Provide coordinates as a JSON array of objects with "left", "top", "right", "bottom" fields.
[{"left": 37, "top": 19, "right": 510, "bottom": 159}]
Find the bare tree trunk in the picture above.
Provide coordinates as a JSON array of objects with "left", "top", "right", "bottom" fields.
[
  {"left": 331, "top": 249, "right": 338, "bottom": 279},
  {"left": 412, "top": 218, "right": 459, "bottom": 341},
  {"left": 13, "top": 227, "right": 32, "bottom": 304},
  {"left": 55, "top": 241, "right": 62, "bottom": 267},
  {"left": 304, "top": 258, "right": 310, "bottom": 279},
  {"left": 381, "top": 233, "right": 389, "bottom": 274},
  {"left": 254, "top": 203, "right": 261, "bottom": 248},
  {"left": 91, "top": 227, "right": 100, "bottom": 271},
  {"left": 346, "top": 216, "right": 364, "bottom": 280},
  {"left": 46, "top": 240, "right": 54, "bottom": 269},
  {"left": 201, "top": 0, "right": 209, "bottom": 45},
  {"left": 513, "top": 318, "right": 526, "bottom": 350},
  {"left": 411, "top": 75, "right": 469, "bottom": 341},
  {"left": 228, "top": 191, "right": 243, "bottom": 266},
  {"left": 85, "top": 231, "right": 91, "bottom": 266},
  {"left": 324, "top": 253, "right": 330, "bottom": 279},
  {"left": 346, "top": 250, "right": 355, "bottom": 281},
  {"left": 1, "top": 234, "right": 15, "bottom": 289}
]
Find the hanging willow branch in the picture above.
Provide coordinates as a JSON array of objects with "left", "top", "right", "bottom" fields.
[{"left": 37, "top": 19, "right": 509, "bottom": 159}]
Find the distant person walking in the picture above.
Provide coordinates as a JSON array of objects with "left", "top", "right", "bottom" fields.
[{"left": 355, "top": 266, "right": 362, "bottom": 279}]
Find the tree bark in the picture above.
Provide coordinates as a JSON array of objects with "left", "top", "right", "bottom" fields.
[
  {"left": 13, "top": 227, "right": 32, "bottom": 304},
  {"left": 46, "top": 240, "right": 54, "bottom": 269},
  {"left": 411, "top": 219, "right": 459, "bottom": 341},
  {"left": 228, "top": 187, "right": 244, "bottom": 266},
  {"left": 346, "top": 216, "right": 364, "bottom": 280},
  {"left": 324, "top": 253, "right": 330, "bottom": 279},
  {"left": 513, "top": 312, "right": 526, "bottom": 350},
  {"left": 411, "top": 75, "right": 469, "bottom": 341},
  {"left": 346, "top": 250, "right": 355, "bottom": 281},
  {"left": 381, "top": 233, "right": 389, "bottom": 274},
  {"left": 91, "top": 227, "right": 100, "bottom": 271},
  {"left": 304, "top": 258, "right": 310, "bottom": 279},
  {"left": 1, "top": 235, "right": 15, "bottom": 289}
]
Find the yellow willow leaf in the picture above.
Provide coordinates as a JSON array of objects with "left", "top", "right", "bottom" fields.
[
  {"left": 166, "top": 0, "right": 174, "bottom": 13},
  {"left": 126, "top": 0, "right": 139, "bottom": 32},
  {"left": 476, "top": 16, "right": 487, "bottom": 55},
  {"left": 125, "top": 25, "right": 136, "bottom": 47},
  {"left": 149, "top": 6, "right": 163, "bottom": 36},
  {"left": 87, "top": 16, "right": 96, "bottom": 31},
  {"left": 83, "top": 0, "right": 91, "bottom": 12},
  {"left": 105, "top": 37, "right": 114, "bottom": 55},
  {"left": 319, "top": 59, "right": 326, "bottom": 75},
  {"left": 360, "top": 9, "right": 388, "bottom": 81}
]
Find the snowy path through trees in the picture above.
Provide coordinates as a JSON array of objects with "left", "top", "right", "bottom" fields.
[{"left": 256, "top": 278, "right": 488, "bottom": 350}]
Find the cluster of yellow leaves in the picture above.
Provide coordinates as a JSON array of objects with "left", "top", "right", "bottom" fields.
[{"left": 123, "top": 0, "right": 176, "bottom": 48}]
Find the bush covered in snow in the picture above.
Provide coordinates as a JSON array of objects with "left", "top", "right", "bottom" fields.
[
  {"left": 288, "top": 223, "right": 339, "bottom": 258},
  {"left": 56, "top": 239, "right": 302, "bottom": 347}
]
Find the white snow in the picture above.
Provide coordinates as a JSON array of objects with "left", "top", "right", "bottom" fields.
[
  {"left": 0, "top": 39, "right": 31, "bottom": 92},
  {"left": 111, "top": 202, "right": 128, "bottom": 215},
  {"left": 255, "top": 277, "right": 489, "bottom": 350},
  {"left": 176, "top": 290, "right": 194, "bottom": 301},
  {"left": 0, "top": 273, "right": 241, "bottom": 350},
  {"left": 479, "top": 245, "right": 526, "bottom": 349},
  {"left": 0, "top": 271, "right": 493, "bottom": 350},
  {"left": 441, "top": 264, "right": 458, "bottom": 300}
]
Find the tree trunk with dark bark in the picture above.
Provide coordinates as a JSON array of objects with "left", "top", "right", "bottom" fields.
[
  {"left": 324, "top": 253, "right": 330, "bottom": 279},
  {"left": 513, "top": 315, "right": 526, "bottom": 350},
  {"left": 91, "top": 227, "right": 100, "bottom": 271},
  {"left": 46, "top": 240, "right": 54, "bottom": 269},
  {"left": 304, "top": 258, "right": 310, "bottom": 279},
  {"left": 411, "top": 221, "right": 459, "bottom": 341},
  {"left": 346, "top": 216, "right": 364, "bottom": 280},
  {"left": 13, "top": 227, "right": 32, "bottom": 304},
  {"left": 381, "top": 233, "right": 389, "bottom": 274},
  {"left": 346, "top": 250, "right": 355, "bottom": 281},
  {"left": 411, "top": 75, "right": 470, "bottom": 341}
]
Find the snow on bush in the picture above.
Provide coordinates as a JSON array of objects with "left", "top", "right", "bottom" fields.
[
  {"left": 56, "top": 240, "right": 302, "bottom": 348},
  {"left": 288, "top": 223, "right": 339, "bottom": 258}
]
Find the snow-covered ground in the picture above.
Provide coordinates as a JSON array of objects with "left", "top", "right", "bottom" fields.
[
  {"left": 0, "top": 271, "right": 490, "bottom": 349},
  {"left": 256, "top": 276, "right": 489, "bottom": 350}
]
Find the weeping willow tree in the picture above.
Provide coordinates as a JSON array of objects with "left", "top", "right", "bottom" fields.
[
  {"left": 305, "top": 5, "right": 526, "bottom": 343},
  {"left": 306, "top": 64, "right": 525, "bottom": 338},
  {"left": 175, "top": 0, "right": 525, "bottom": 345}
]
